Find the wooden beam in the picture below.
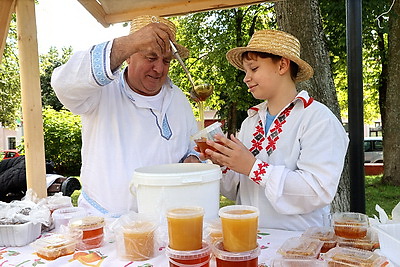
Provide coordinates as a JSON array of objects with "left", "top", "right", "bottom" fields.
[
  {"left": 16, "top": 0, "right": 47, "bottom": 199},
  {"left": 78, "top": 0, "right": 109, "bottom": 27},
  {"left": 104, "top": 0, "right": 268, "bottom": 24},
  {"left": 77, "top": 0, "right": 272, "bottom": 27},
  {"left": 0, "top": 0, "right": 15, "bottom": 62}
]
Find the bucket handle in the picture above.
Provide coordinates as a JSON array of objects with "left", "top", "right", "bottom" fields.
[
  {"left": 181, "top": 177, "right": 203, "bottom": 184},
  {"left": 129, "top": 182, "right": 137, "bottom": 196}
]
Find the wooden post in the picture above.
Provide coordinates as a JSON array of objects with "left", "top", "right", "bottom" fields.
[
  {"left": 16, "top": 0, "right": 47, "bottom": 198},
  {"left": 0, "top": 0, "right": 15, "bottom": 62}
]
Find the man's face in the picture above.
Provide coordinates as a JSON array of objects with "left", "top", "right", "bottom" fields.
[{"left": 125, "top": 50, "right": 173, "bottom": 96}]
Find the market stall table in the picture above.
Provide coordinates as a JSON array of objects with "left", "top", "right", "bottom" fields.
[{"left": 0, "top": 228, "right": 302, "bottom": 267}]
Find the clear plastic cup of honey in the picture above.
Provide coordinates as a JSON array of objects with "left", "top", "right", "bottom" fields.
[
  {"left": 122, "top": 221, "right": 157, "bottom": 261},
  {"left": 192, "top": 122, "right": 223, "bottom": 156},
  {"left": 167, "top": 206, "right": 204, "bottom": 251},
  {"left": 219, "top": 205, "right": 259, "bottom": 253}
]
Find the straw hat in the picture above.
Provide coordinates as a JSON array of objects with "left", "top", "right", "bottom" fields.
[
  {"left": 226, "top": 29, "right": 314, "bottom": 82},
  {"left": 130, "top": 15, "right": 189, "bottom": 59}
]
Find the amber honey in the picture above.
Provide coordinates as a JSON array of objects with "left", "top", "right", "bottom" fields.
[
  {"left": 219, "top": 206, "right": 259, "bottom": 252},
  {"left": 37, "top": 247, "right": 75, "bottom": 261},
  {"left": 123, "top": 221, "right": 156, "bottom": 261},
  {"left": 69, "top": 216, "right": 105, "bottom": 250},
  {"left": 212, "top": 241, "right": 260, "bottom": 267},
  {"left": 216, "top": 257, "right": 258, "bottom": 267},
  {"left": 32, "top": 234, "right": 77, "bottom": 261},
  {"left": 166, "top": 242, "right": 211, "bottom": 267},
  {"left": 195, "top": 139, "right": 224, "bottom": 154},
  {"left": 167, "top": 207, "right": 204, "bottom": 251},
  {"left": 332, "top": 212, "right": 369, "bottom": 240},
  {"left": 334, "top": 221, "right": 368, "bottom": 239}
]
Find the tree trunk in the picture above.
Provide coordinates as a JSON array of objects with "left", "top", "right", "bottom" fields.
[
  {"left": 274, "top": 0, "right": 350, "bottom": 212},
  {"left": 382, "top": 0, "right": 400, "bottom": 186}
]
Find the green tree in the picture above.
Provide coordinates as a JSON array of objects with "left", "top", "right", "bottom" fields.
[
  {"left": 169, "top": 4, "right": 276, "bottom": 135},
  {"left": 0, "top": 14, "right": 21, "bottom": 129},
  {"left": 383, "top": 0, "right": 400, "bottom": 186},
  {"left": 319, "top": 0, "right": 388, "bottom": 124},
  {"left": 320, "top": 0, "right": 400, "bottom": 186},
  {"left": 42, "top": 107, "right": 82, "bottom": 176},
  {"left": 40, "top": 46, "right": 73, "bottom": 111}
]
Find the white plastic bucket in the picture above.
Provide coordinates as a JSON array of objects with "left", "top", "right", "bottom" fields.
[{"left": 130, "top": 163, "right": 221, "bottom": 220}]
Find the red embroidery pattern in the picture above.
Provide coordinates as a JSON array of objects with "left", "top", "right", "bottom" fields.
[
  {"left": 222, "top": 166, "right": 230, "bottom": 174},
  {"left": 249, "top": 121, "right": 265, "bottom": 156},
  {"left": 266, "top": 103, "right": 295, "bottom": 156},
  {"left": 251, "top": 161, "right": 269, "bottom": 184},
  {"left": 266, "top": 135, "right": 278, "bottom": 152}
]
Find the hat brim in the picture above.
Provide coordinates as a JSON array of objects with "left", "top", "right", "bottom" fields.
[{"left": 226, "top": 47, "right": 314, "bottom": 82}]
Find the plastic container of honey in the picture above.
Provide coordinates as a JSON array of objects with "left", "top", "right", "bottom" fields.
[
  {"left": 31, "top": 234, "right": 77, "bottom": 260},
  {"left": 219, "top": 205, "right": 259, "bottom": 252},
  {"left": 332, "top": 212, "right": 369, "bottom": 239},
  {"left": 114, "top": 212, "right": 158, "bottom": 261},
  {"left": 302, "top": 226, "right": 337, "bottom": 253},
  {"left": 336, "top": 230, "right": 380, "bottom": 252},
  {"left": 270, "top": 257, "right": 328, "bottom": 266},
  {"left": 131, "top": 163, "right": 221, "bottom": 220},
  {"left": 52, "top": 207, "right": 87, "bottom": 232},
  {"left": 277, "top": 236, "right": 324, "bottom": 259},
  {"left": 212, "top": 240, "right": 260, "bottom": 267},
  {"left": 321, "top": 247, "right": 388, "bottom": 266},
  {"left": 167, "top": 206, "right": 204, "bottom": 251},
  {"left": 45, "top": 195, "right": 73, "bottom": 214},
  {"left": 205, "top": 218, "right": 223, "bottom": 244},
  {"left": 68, "top": 216, "right": 105, "bottom": 250},
  {"left": 191, "top": 122, "right": 223, "bottom": 156},
  {"left": 166, "top": 242, "right": 211, "bottom": 267}
]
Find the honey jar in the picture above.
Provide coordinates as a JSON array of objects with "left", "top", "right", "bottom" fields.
[{"left": 69, "top": 216, "right": 105, "bottom": 250}]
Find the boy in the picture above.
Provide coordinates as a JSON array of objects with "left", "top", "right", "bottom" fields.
[{"left": 203, "top": 30, "right": 349, "bottom": 230}]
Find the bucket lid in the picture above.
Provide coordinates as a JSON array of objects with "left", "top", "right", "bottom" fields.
[{"left": 132, "top": 163, "right": 221, "bottom": 186}]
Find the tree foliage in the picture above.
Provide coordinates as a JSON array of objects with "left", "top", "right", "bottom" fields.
[
  {"left": 169, "top": 4, "right": 276, "bottom": 134},
  {"left": 319, "top": 0, "right": 389, "bottom": 124},
  {"left": 0, "top": 15, "right": 20, "bottom": 129},
  {"left": 42, "top": 106, "right": 82, "bottom": 176},
  {"left": 40, "top": 46, "right": 73, "bottom": 111}
]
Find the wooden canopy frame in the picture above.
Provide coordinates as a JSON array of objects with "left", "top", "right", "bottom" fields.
[{"left": 0, "top": 0, "right": 364, "bottom": 212}]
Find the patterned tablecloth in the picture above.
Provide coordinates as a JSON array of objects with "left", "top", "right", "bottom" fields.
[{"left": 0, "top": 228, "right": 302, "bottom": 267}]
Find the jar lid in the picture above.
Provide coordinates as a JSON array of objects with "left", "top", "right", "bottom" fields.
[
  {"left": 52, "top": 207, "right": 87, "bottom": 220},
  {"left": 218, "top": 205, "right": 259, "bottom": 219},
  {"left": 166, "top": 242, "right": 211, "bottom": 260},
  {"left": 212, "top": 241, "right": 260, "bottom": 261},
  {"left": 69, "top": 216, "right": 105, "bottom": 230},
  {"left": 166, "top": 206, "right": 204, "bottom": 219}
]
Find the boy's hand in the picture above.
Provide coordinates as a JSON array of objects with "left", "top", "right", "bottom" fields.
[{"left": 205, "top": 134, "right": 256, "bottom": 176}]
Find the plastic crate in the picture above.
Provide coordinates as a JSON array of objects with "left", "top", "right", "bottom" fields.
[{"left": 373, "top": 223, "right": 400, "bottom": 266}]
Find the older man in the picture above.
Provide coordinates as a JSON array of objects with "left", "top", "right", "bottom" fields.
[{"left": 51, "top": 15, "right": 200, "bottom": 216}]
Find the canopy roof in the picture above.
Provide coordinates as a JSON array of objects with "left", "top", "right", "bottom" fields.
[{"left": 78, "top": 0, "right": 271, "bottom": 27}]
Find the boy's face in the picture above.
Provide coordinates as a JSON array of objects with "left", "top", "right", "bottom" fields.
[{"left": 242, "top": 55, "right": 282, "bottom": 100}]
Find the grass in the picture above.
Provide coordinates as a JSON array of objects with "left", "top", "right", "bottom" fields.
[
  {"left": 365, "top": 175, "right": 399, "bottom": 218},
  {"left": 70, "top": 175, "right": 399, "bottom": 218}
]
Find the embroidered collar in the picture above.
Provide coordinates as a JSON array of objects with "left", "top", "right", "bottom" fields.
[
  {"left": 248, "top": 90, "right": 313, "bottom": 157},
  {"left": 247, "top": 90, "right": 313, "bottom": 117}
]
